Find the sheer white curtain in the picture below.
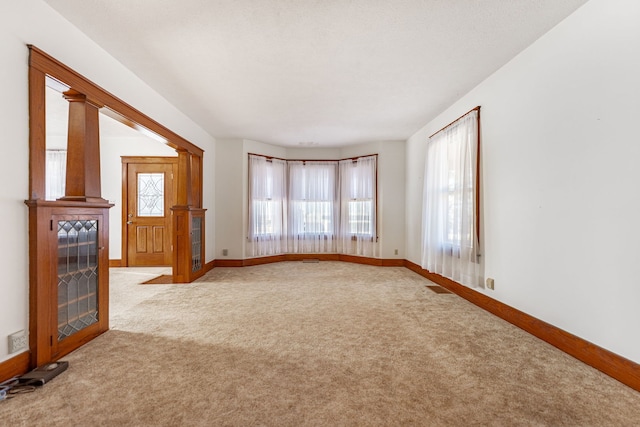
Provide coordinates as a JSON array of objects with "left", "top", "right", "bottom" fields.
[
  {"left": 288, "top": 161, "right": 338, "bottom": 253},
  {"left": 338, "top": 156, "right": 378, "bottom": 256},
  {"left": 421, "top": 109, "right": 481, "bottom": 287},
  {"left": 248, "top": 155, "right": 288, "bottom": 256},
  {"left": 46, "top": 150, "right": 67, "bottom": 200}
]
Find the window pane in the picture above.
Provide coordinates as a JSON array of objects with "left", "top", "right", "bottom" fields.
[
  {"left": 304, "top": 201, "right": 333, "bottom": 234},
  {"left": 253, "top": 199, "right": 277, "bottom": 235},
  {"left": 348, "top": 200, "right": 372, "bottom": 235},
  {"left": 138, "top": 173, "right": 164, "bottom": 217}
]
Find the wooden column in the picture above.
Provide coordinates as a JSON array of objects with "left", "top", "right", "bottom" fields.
[
  {"left": 175, "top": 149, "right": 193, "bottom": 207},
  {"left": 28, "top": 66, "right": 46, "bottom": 200},
  {"left": 60, "top": 90, "right": 107, "bottom": 203},
  {"left": 190, "top": 153, "right": 202, "bottom": 209},
  {"left": 172, "top": 149, "right": 192, "bottom": 282},
  {"left": 172, "top": 149, "right": 206, "bottom": 282}
]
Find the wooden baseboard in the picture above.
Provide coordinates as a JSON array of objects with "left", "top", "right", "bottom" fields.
[
  {"left": 242, "top": 255, "right": 287, "bottom": 266},
  {"left": 285, "top": 253, "right": 341, "bottom": 262},
  {"left": 403, "top": 260, "right": 640, "bottom": 392},
  {"left": 213, "top": 259, "right": 245, "bottom": 267},
  {"left": 213, "top": 254, "right": 405, "bottom": 268},
  {"left": 204, "top": 260, "right": 215, "bottom": 273},
  {"left": 338, "top": 254, "right": 383, "bottom": 265},
  {"left": 109, "top": 259, "right": 122, "bottom": 267},
  {"left": 0, "top": 351, "right": 30, "bottom": 383}
]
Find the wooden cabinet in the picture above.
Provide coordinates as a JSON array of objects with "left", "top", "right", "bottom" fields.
[
  {"left": 171, "top": 206, "right": 206, "bottom": 283},
  {"left": 26, "top": 201, "right": 112, "bottom": 365}
]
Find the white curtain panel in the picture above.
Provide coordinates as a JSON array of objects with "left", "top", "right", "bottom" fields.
[
  {"left": 288, "top": 161, "right": 338, "bottom": 253},
  {"left": 46, "top": 149, "right": 67, "bottom": 200},
  {"left": 338, "top": 156, "right": 378, "bottom": 256},
  {"left": 247, "top": 154, "right": 288, "bottom": 256},
  {"left": 421, "top": 110, "right": 481, "bottom": 287}
]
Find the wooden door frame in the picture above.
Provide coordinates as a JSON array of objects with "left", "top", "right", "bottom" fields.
[
  {"left": 27, "top": 46, "right": 205, "bottom": 369},
  {"left": 121, "top": 156, "right": 179, "bottom": 267}
]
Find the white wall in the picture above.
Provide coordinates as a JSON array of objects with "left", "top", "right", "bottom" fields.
[
  {"left": 285, "top": 147, "right": 341, "bottom": 160},
  {"left": 0, "top": 0, "right": 216, "bottom": 363},
  {"left": 214, "top": 139, "right": 245, "bottom": 259},
  {"left": 405, "top": 0, "right": 640, "bottom": 363}
]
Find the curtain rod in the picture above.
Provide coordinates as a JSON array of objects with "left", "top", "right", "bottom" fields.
[
  {"left": 429, "top": 106, "right": 480, "bottom": 139},
  {"left": 248, "top": 152, "right": 378, "bottom": 163}
]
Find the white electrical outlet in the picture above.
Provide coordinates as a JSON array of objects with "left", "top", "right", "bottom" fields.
[
  {"left": 8, "top": 330, "right": 28, "bottom": 354},
  {"left": 486, "top": 278, "right": 495, "bottom": 290}
]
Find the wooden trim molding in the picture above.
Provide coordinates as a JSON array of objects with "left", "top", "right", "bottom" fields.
[
  {"left": 0, "top": 352, "right": 30, "bottom": 383},
  {"left": 28, "top": 46, "right": 203, "bottom": 157},
  {"left": 214, "top": 259, "right": 246, "bottom": 268},
  {"left": 204, "top": 260, "right": 216, "bottom": 273},
  {"left": 403, "top": 260, "right": 640, "bottom": 392},
  {"left": 429, "top": 106, "right": 481, "bottom": 139},
  {"left": 213, "top": 254, "right": 404, "bottom": 268},
  {"left": 109, "top": 259, "right": 123, "bottom": 267}
]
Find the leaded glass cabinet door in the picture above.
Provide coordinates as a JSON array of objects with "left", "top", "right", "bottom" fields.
[
  {"left": 191, "top": 213, "right": 203, "bottom": 274},
  {"left": 51, "top": 213, "right": 109, "bottom": 359}
]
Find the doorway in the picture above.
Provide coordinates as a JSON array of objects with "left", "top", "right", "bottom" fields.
[{"left": 122, "top": 157, "right": 178, "bottom": 267}]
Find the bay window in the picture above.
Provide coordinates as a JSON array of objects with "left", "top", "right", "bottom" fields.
[{"left": 247, "top": 154, "right": 377, "bottom": 256}]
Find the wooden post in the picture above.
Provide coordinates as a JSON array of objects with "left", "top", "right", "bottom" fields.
[
  {"left": 59, "top": 90, "right": 107, "bottom": 203},
  {"left": 172, "top": 149, "right": 206, "bottom": 282}
]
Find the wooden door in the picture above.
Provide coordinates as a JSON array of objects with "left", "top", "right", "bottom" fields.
[{"left": 124, "top": 159, "right": 177, "bottom": 266}]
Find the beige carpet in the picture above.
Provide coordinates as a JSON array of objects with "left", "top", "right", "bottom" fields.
[{"left": 3, "top": 262, "right": 640, "bottom": 426}]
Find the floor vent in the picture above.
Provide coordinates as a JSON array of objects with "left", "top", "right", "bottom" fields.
[
  {"left": 426, "top": 285, "right": 452, "bottom": 294},
  {"left": 302, "top": 259, "right": 320, "bottom": 263}
]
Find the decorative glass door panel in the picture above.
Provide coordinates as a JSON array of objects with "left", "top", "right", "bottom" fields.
[
  {"left": 191, "top": 216, "right": 202, "bottom": 272},
  {"left": 137, "top": 173, "right": 164, "bottom": 217},
  {"left": 57, "top": 219, "right": 99, "bottom": 341}
]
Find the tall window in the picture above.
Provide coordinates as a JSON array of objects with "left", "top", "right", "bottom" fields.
[
  {"left": 421, "top": 108, "right": 481, "bottom": 287},
  {"left": 288, "top": 161, "right": 338, "bottom": 253},
  {"left": 247, "top": 154, "right": 377, "bottom": 256},
  {"left": 248, "top": 155, "right": 287, "bottom": 256},
  {"left": 338, "top": 156, "right": 377, "bottom": 256}
]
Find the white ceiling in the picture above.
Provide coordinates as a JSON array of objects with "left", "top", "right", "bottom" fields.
[{"left": 44, "top": 0, "right": 588, "bottom": 147}]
